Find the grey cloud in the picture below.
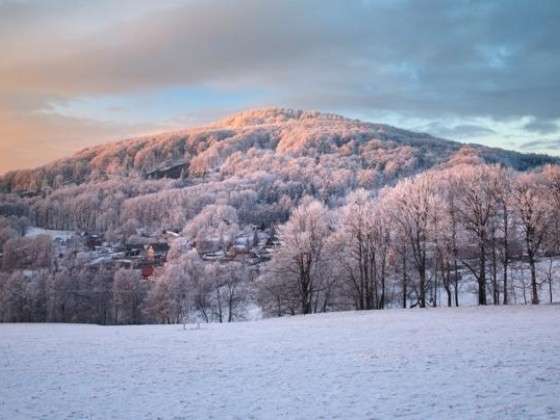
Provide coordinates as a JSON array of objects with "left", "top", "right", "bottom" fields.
[
  {"left": 523, "top": 119, "right": 558, "bottom": 134},
  {"left": 1, "top": 0, "right": 560, "bottom": 173},
  {"left": 418, "top": 122, "right": 496, "bottom": 140},
  {"left": 1, "top": 0, "right": 559, "bottom": 121},
  {"left": 519, "top": 138, "right": 560, "bottom": 150}
]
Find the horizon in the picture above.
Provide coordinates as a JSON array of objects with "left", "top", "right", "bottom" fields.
[
  {"left": 1, "top": 1, "right": 559, "bottom": 172},
  {"left": 1, "top": 105, "right": 559, "bottom": 175}
]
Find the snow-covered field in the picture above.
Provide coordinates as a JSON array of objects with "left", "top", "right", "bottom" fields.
[
  {"left": 24, "top": 227, "right": 75, "bottom": 241},
  {"left": 1, "top": 306, "right": 559, "bottom": 419}
]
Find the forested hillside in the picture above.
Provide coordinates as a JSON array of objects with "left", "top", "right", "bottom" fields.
[
  {"left": 1, "top": 108, "right": 559, "bottom": 324},
  {"left": 1, "top": 108, "right": 557, "bottom": 193}
]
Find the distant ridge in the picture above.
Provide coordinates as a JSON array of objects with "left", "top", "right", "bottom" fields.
[{"left": 1, "top": 107, "right": 558, "bottom": 194}]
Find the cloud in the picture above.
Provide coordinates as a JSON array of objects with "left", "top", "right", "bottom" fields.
[
  {"left": 1, "top": 0, "right": 560, "bottom": 171},
  {"left": 421, "top": 122, "right": 496, "bottom": 140},
  {"left": 2, "top": 0, "right": 560, "bottom": 119},
  {"left": 0, "top": 104, "right": 159, "bottom": 173},
  {"left": 523, "top": 119, "right": 558, "bottom": 134},
  {"left": 518, "top": 138, "right": 560, "bottom": 151}
]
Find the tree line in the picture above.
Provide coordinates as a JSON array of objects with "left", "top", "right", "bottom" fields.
[
  {"left": 1, "top": 159, "right": 559, "bottom": 324},
  {"left": 260, "top": 162, "right": 560, "bottom": 315}
]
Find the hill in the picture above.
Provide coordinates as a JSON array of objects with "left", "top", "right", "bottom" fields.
[
  {"left": 1, "top": 108, "right": 560, "bottom": 325},
  {"left": 1, "top": 108, "right": 557, "bottom": 195}
]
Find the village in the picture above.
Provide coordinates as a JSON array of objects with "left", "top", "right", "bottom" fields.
[{"left": 28, "top": 224, "right": 280, "bottom": 280}]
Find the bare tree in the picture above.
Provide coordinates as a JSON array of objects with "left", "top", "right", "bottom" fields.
[
  {"left": 382, "top": 173, "right": 439, "bottom": 308},
  {"left": 512, "top": 173, "right": 550, "bottom": 305},
  {"left": 112, "top": 268, "right": 148, "bottom": 324},
  {"left": 494, "top": 168, "right": 514, "bottom": 304},
  {"left": 336, "top": 190, "right": 380, "bottom": 310},
  {"left": 455, "top": 165, "right": 500, "bottom": 305},
  {"left": 268, "top": 198, "right": 332, "bottom": 314}
]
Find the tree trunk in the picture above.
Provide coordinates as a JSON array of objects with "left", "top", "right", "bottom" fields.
[
  {"left": 299, "top": 260, "right": 312, "bottom": 315},
  {"left": 444, "top": 264, "right": 452, "bottom": 307},
  {"left": 529, "top": 255, "right": 539, "bottom": 305},
  {"left": 454, "top": 259, "right": 459, "bottom": 307},
  {"left": 216, "top": 288, "right": 223, "bottom": 323},
  {"left": 380, "top": 255, "right": 386, "bottom": 310},
  {"left": 502, "top": 212, "right": 509, "bottom": 305},
  {"left": 402, "top": 253, "right": 407, "bottom": 309},
  {"left": 549, "top": 275, "right": 553, "bottom": 304},
  {"left": 491, "top": 231, "right": 499, "bottom": 305},
  {"left": 478, "top": 242, "right": 487, "bottom": 305},
  {"left": 419, "top": 269, "right": 426, "bottom": 308},
  {"left": 503, "top": 264, "right": 509, "bottom": 305},
  {"left": 548, "top": 258, "right": 554, "bottom": 304},
  {"left": 228, "top": 292, "right": 234, "bottom": 322},
  {"left": 433, "top": 267, "right": 438, "bottom": 307}
]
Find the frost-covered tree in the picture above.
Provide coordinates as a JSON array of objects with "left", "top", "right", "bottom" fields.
[
  {"left": 454, "top": 165, "right": 500, "bottom": 305},
  {"left": 335, "top": 190, "right": 390, "bottom": 309},
  {"left": 267, "top": 198, "right": 332, "bottom": 314},
  {"left": 336, "top": 189, "right": 378, "bottom": 309},
  {"left": 183, "top": 204, "right": 239, "bottom": 254},
  {"left": 543, "top": 165, "right": 560, "bottom": 256},
  {"left": 2, "top": 235, "right": 53, "bottom": 271},
  {"left": 512, "top": 173, "right": 550, "bottom": 305},
  {"left": 381, "top": 173, "right": 439, "bottom": 308},
  {"left": 434, "top": 169, "right": 464, "bottom": 306},
  {"left": 112, "top": 268, "right": 148, "bottom": 324},
  {"left": 215, "top": 261, "right": 251, "bottom": 322},
  {"left": 492, "top": 167, "right": 515, "bottom": 304}
]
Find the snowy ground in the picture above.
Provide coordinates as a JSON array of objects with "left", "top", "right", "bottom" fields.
[
  {"left": 24, "top": 226, "right": 75, "bottom": 241},
  {"left": 1, "top": 306, "right": 559, "bottom": 420}
]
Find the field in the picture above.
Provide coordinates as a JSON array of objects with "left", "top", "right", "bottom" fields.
[{"left": 1, "top": 305, "right": 560, "bottom": 419}]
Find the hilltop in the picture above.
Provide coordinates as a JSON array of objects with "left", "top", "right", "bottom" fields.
[
  {"left": 1, "top": 107, "right": 560, "bottom": 325},
  {"left": 1, "top": 108, "right": 557, "bottom": 194}
]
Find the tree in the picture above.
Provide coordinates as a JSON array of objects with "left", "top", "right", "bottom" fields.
[
  {"left": 512, "top": 173, "right": 550, "bottom": 305},
  {"left": 0, "top": 270, "right": 48, "bottom": 322},
  {"left": 112, "top": 269, "right": 148, "bottom": 324},
  {"left": 494, "top": 167, "right": 515, "bottom": 305},
  {"left": 144, "top": 277, "right": 172, "bottom": 323},
  {"left": 543, "top": 165, "right": 560, "bottom": 257},
  {"left": 0, "top": 216, "right": 20, "bottom": 252},
  {"left": 382, "top": 173, "right": 439, "bottom": 308},
  {"left": 218, "top": 262, "right": 251, "bottom": 322},
  {"left": 268, "top": 198, "right": 332, "bottom": 314},
  {"left": 256, "top": 269, "right": 299, "bottom": 317},
  {"left": 183, "top": 204, "right": 239, "bottom": 254},
  {"left": 147, "top": 249, "right": 208, "bottom": 324},
  {"left": 392, "top": 225, "right": 411, "bottom": 309},
  {"left": 455, "top": 165, "right": 500, "bottom": 305},
  {"left": 435, "top": 169, "right": 464, "bottom": 306},
  {"left": 336, "top": 189, "right": 379, "bottom": 310},
  {"left": 2, "top": 235, "right": 53, "bottom": 271}
]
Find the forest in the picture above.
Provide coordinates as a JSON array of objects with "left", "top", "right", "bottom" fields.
[{"left": 0, "top": 109, "right": 559, "bottom": 324}]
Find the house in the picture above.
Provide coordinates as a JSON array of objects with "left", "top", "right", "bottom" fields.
[
  {"left": 124, "top": 238, "right": 170, "bottom": 267},
  {"left": 146, "top": 243, "right": 170, "bottom": 263},
  {"left": 125, "top": 243, "right": 145, "bottom": 257},
  {"left": 141, "top": 265, "right": 155, "bottom": 278},
  {"left": 145, "top": 160, "right": 187, "bottom": 180},
  {"left": 81, "top": 232, "right": 103, "bottom": 250}
]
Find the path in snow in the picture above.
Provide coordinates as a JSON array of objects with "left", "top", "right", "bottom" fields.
[{"left": 1, "top": 305, "right": 559, "bottom": 419}]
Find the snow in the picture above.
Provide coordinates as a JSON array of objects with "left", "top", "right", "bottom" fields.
[
  {"left": 24, "top": 227, "right": 75, "bottom": 241},
  {"left": 1, "top": 305, "right": 559, "bottom": 419}
]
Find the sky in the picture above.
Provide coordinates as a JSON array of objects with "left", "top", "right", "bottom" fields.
[{"left": 1, "top": 0, "right": 559, "bottom": 173}]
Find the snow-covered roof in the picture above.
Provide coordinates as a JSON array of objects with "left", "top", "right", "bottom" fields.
[{"left": 25, "top": 227, "right": 75, "bottom": 241}]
